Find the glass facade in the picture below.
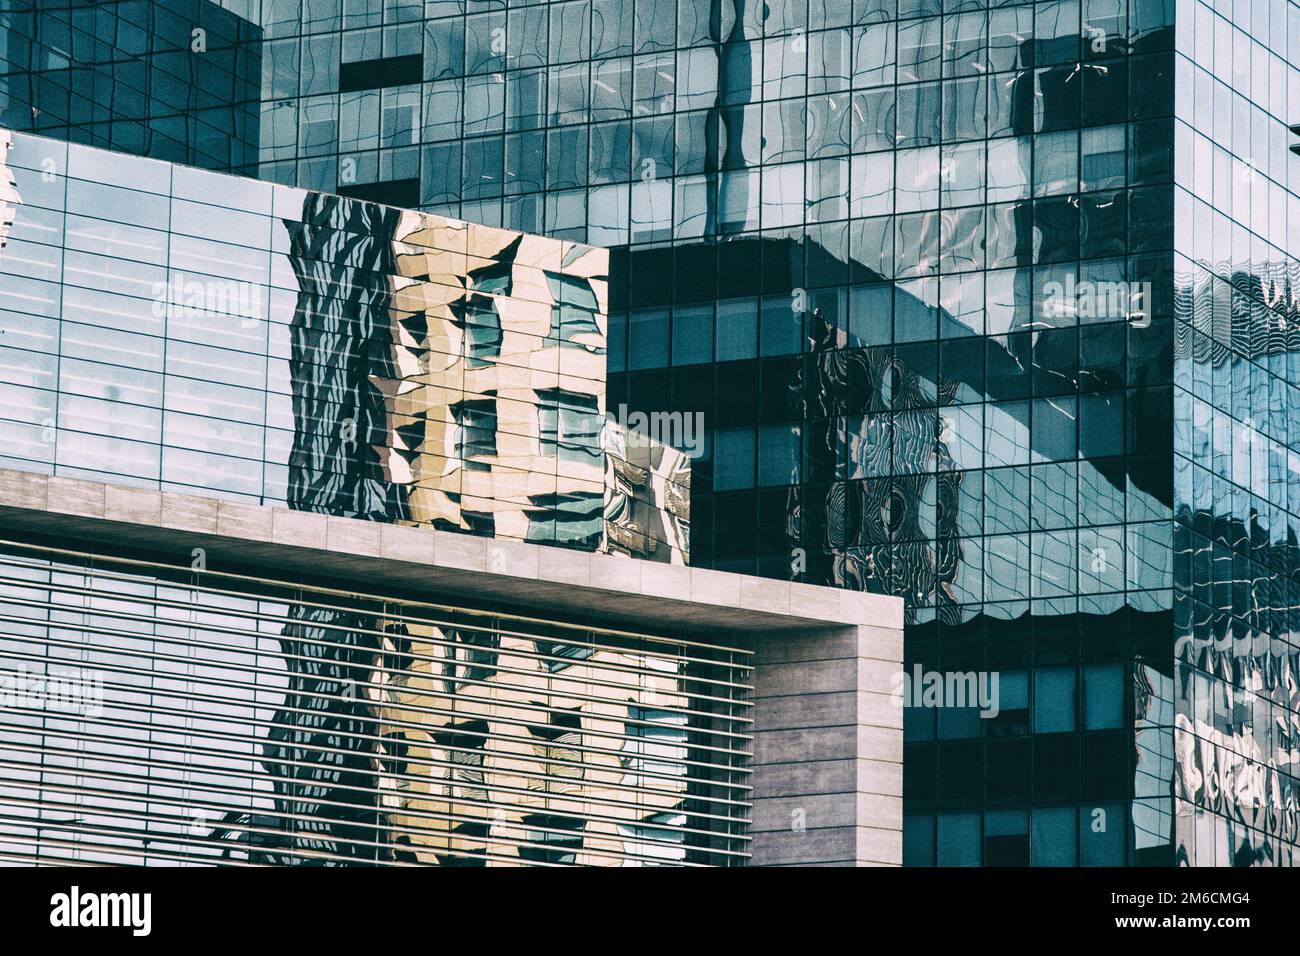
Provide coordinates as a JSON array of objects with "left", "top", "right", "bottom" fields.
[
  {"left": 1171, "top": 0, "right": 1300, "bottom": 865},
  {"left": 0, "top": 128, "right": 689, "bottom": 562},
  {"left": 612, "top": 0, "right": 1180, "bottom": 866},
  {"left": 0, "top": 0, "right": 1296, "bottom": 866},
  {"left": 0, "top": 539, "right": 751, "bottom": 865},
  {"left": 0, "top": 0, "right": 262, "bottom": 175}
]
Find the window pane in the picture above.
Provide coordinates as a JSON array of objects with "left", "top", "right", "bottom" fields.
[
  {"left": 716, "top": 298, "right": 757, "bottom": 361},
  {"left": 1032, "top": 806, "right": 1077, "bottom": 865},
  {"left": 1083, "top": 662, "right": 1124, "bottom": 729},
  {"left": 1033, "top": 667, "right": 1076, "bottom": 733},
  {"left": 713, "top": 428, "right": 755, "bottom": 490}
]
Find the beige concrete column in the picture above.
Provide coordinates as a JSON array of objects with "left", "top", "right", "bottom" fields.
[{"left": 749, "top": 622, "right": 903, "bottom": 866}]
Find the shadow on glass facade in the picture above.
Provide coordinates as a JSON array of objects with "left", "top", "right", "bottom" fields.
[{"left": 0, "top": 0, "right": 262, "bottom": 175}]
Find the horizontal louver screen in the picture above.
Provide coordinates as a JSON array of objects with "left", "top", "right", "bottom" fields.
[{"left": 0, "top": 540, "right": 752, "bottom": 866}]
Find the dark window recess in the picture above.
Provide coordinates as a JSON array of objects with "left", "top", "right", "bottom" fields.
[
  {"left": 338, "top": 54, "right": 423, "bottom": 93},
  {"left": 337, "top": 178, "right": 419, "bottom": 208},
  {"left": 451, "top": 396, "right": 498, "bottom": 468},
  {"left": 460, "top": 510, "right": 496, "bottom": 537},
  {"left": 1290, "top": 123, "right": 1300, "bottom": 156},
  {"left": 984, "top": 833, "right": 1030, "bottom": 867}
]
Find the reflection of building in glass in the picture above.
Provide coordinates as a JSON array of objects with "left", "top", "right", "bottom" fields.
[
  {"left": 374, "top": 613, "right": 748, "bottom": 866},
  {"left": 0, "top": 128, "right": 687, "bottom": 563},
  {"left": 1166, "top": 0, "right": 1300, "bottom": 865},
  {"left": 1172, "top": 262, "right": 1300, "bottom": 865}
]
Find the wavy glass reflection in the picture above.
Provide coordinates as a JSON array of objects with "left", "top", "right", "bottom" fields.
[
  {"left": 0, "top": 128, "right": 688, "bottom": 563},
  {"left": 1171, "top": 0, "right": 1300, "bottom": 866}
]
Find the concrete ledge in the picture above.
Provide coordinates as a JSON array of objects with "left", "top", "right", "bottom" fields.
[{"left": 0, "top": 469, "right": 902, "bottom": 639}]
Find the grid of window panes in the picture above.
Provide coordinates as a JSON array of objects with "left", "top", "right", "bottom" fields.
[
  {"left": 605, "top": 0, "right": 1182, "bottom": 868},
  {"left": 0, "top": 0, "right": 262, "bottom": 176},
  {"left": 0, "top": 130, "right": 618, "bottom": 553},
  {"left": 1171, "top": 0, "right": 1300, "bottom": 867}
]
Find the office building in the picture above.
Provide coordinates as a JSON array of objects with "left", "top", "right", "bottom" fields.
[{"left": 0, "top": 0, "right": 1298, "bottom": 866}]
